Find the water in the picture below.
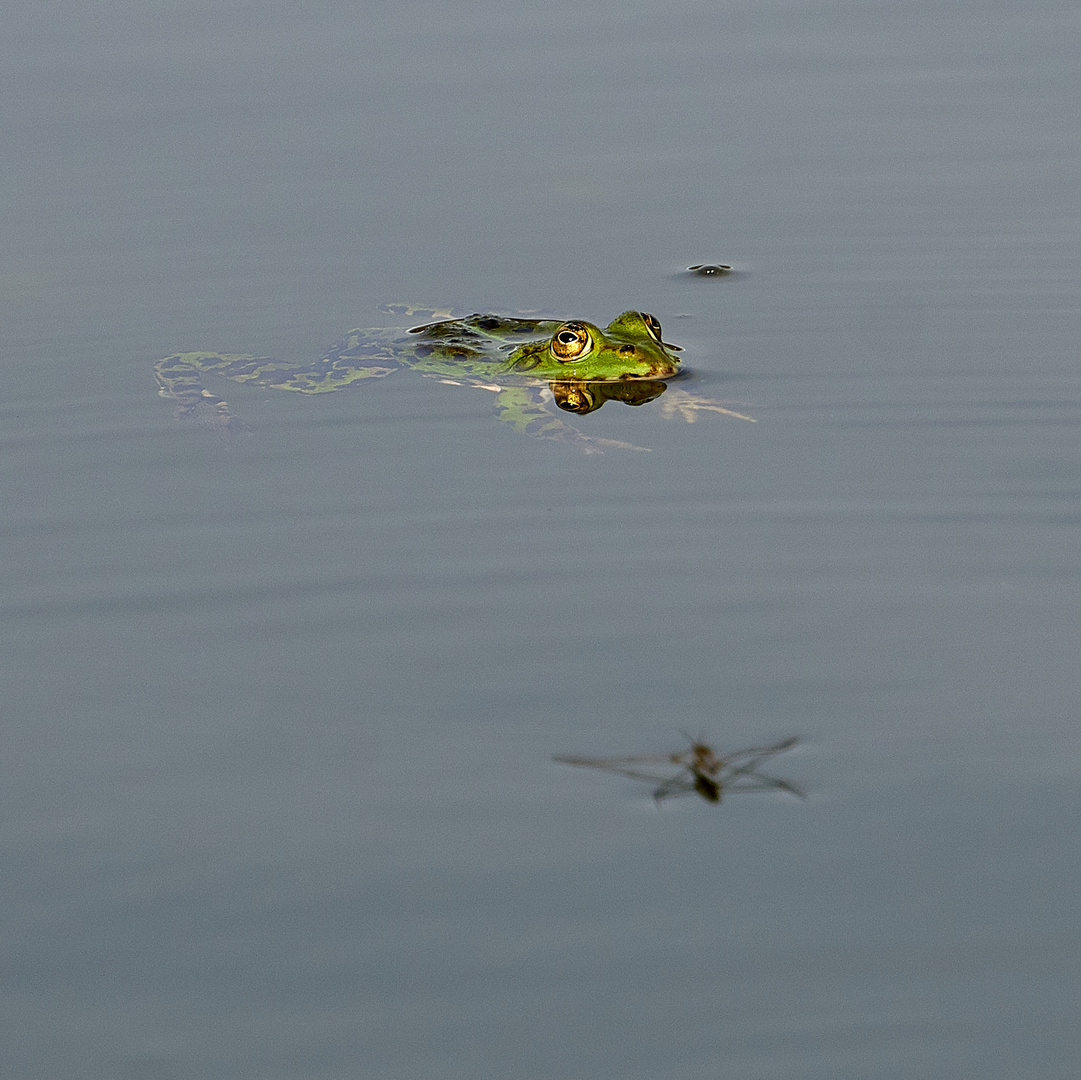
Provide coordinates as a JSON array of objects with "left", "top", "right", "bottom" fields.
[{"left": 3, "top": 1, "right": 1080, "bottom": 1077}]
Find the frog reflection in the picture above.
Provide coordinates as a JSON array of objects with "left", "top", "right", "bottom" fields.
[
  {"left": 549, "top": 379, "right": 667, "bottom": 414},
  {"left": 155, "top": 308, "right": 752, "bottom": 452}
]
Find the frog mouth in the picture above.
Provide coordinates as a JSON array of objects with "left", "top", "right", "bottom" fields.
[{"left": 616, "top": 362, "right": 681, "bottom": 381}]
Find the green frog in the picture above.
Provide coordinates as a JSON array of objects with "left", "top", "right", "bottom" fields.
[{"left": 155, "top": 308, "right": 752, "bottom": 451}]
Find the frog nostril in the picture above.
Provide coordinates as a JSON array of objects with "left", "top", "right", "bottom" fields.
[{"left": 619, "top": 344, "right": 635, "bottom": 356}]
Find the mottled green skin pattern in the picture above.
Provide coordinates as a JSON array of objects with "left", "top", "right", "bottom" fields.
[{"left": 156, "top": 310, "right": 750, "bottom": 450}]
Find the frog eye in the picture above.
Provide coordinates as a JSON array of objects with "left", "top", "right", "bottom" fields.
[
  {"left": 550, "top": 323, "right": 593, "bottom": 362},
  {"left": 641, "top": 313, "right": 663, "bottom": 341}
]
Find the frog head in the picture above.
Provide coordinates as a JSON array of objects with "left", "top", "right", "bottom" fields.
[{"left": 507, "top": 311, "right": 682, "bottom": 381}]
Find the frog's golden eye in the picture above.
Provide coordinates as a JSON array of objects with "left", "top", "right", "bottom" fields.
[
  {"left": 642, "top": 313, "right": 663, "bottom": 341},
  {"left": 550, "top": 323, "right": 592, "bottom": 362}
]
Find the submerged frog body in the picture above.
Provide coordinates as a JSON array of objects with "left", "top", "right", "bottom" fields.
[{"left": 155, "top": 309, "right": 752, "bottom": 451}]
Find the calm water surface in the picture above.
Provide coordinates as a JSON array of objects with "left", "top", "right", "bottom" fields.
[{"left": 3, "top": 1, "right": 1080, "bottom": 1077}]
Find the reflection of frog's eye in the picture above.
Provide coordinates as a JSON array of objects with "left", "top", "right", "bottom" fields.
[
  {"left": 552, "top": 384, "right": 598, "bottom": 414},
  {"left": 642, "top": 313, "right": 663, "bottom": 341},
  {"left": 550, "top": 323, "right": 592, "bottom": 362}
]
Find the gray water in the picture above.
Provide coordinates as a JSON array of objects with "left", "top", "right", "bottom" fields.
[{"left": 3, "top": 1, "right": 1080, "bottom": 1077}]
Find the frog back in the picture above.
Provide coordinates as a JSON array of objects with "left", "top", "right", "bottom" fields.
[{"left": 366, "top": 314, "right": 561, "bottom": 379}]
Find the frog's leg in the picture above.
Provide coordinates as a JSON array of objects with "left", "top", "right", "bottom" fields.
[
  {"left": 493, "top": 386, "right": 650, "bottom": 453},
  {"left": 262, "top": 334, "right": 402, "bottom": 392},
  {"left": 264, "top": 357, "right": 399, "bottom": 392},
  {"left": 155, "top": 346, "right": 400, "bottom": 440},
  {"left": 655, "top": 387, "right": 756, "bottom": 423},
  {"left": 154, "top": 353, "right": 263, "bottom": 441}
]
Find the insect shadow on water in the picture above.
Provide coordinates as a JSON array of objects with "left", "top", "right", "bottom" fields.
[{"left": 554, "top": 735, "right": 804, "bottom": 805}]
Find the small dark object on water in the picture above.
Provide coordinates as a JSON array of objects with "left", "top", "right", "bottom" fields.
[
  {"left": 687, "top": 264, "right": 732, "bottom": 276},
  {"left": 554, "top": 735, "right": 804, "bottom": 805}
]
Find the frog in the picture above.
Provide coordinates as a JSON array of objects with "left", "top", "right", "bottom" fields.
[{"left": 155, "top": 308, "right": 753, "bottom": 452}]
